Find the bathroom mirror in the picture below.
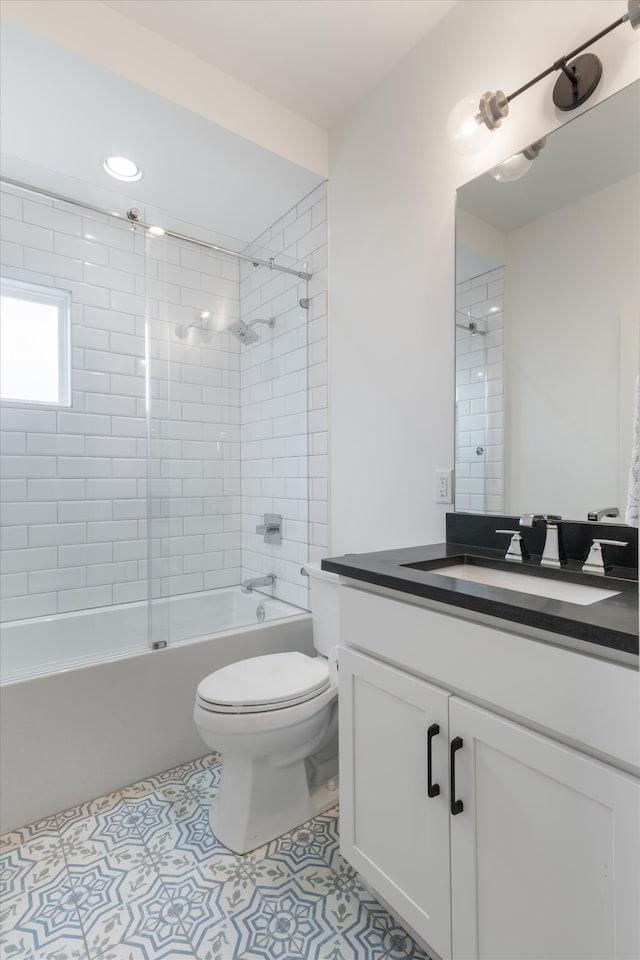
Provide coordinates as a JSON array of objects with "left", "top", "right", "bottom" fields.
[{"left": 455, "top": 80, "right": 640, "bottom": 523}]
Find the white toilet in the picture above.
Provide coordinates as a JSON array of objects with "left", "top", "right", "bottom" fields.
[{"left": 193, "top": 562, "right": 340, "bottom": 854}]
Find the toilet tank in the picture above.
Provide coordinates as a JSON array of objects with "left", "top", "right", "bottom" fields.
[{"left": 304, "top": 562, "right": 339, "bottom": 657}]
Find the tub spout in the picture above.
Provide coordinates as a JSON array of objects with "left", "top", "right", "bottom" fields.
[{"left": 241, "top": 574, "right": 276, "bottom": 594}]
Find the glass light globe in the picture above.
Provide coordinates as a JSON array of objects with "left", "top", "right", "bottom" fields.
[
  {"left": 447, "top": 94, "right": 495, "bottom": 155},
  {"left": 489, "top": 152, "right": 532, "bottom": 182}
]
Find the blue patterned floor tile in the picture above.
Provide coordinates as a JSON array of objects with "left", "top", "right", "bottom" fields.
[
  {"left": 190, "top": 913, "right": 243, "bottom": 960},
  {"left": 245, "top": 857, "right": 349, "bottom": 922},
  {"left": 165, "top": 850, "right": 256, "bottom": 916},
  {"left": 119, "top": 780, "right": 156, "bottom": 801},
  {"left": 57, "top": 795, "right": 122, "bottom": 832},
  {"left": 392, "top": 933, "right": 432, "bottom": 960},
  {"left": 67, "top": 859, "right": 161, "bottom": 959},
  {"left": 91, "top": 945, "right": 158, "bottom": 960},
  {"left": 0, "top": 932, "right": 89, "bottom": 960},
  {"left": 234, "top": 937, "right": 305, "bottom": 960},
  {"left": 1, "top": 835, "right": 67, "bottom": 900},
  {"left": 1, "top": 871, "right": 87, "bottom": 960},
  {"left": 243, "top": 825, "right": 336, "bottom": 875},
  {"left": 287, "top": 883, "right": 402, "bottom": 960},
  {"left": 0, "top": 816, "right": 60, "bottom": 854},
  {"left": 181, "top": 766, "right": 221, "bottom": 808},
  {"left": 59, "top": 804, "right": 149, "bottom": 871},
  {"left": 2, "top": 760, "right": 428, "bottom": 960}
]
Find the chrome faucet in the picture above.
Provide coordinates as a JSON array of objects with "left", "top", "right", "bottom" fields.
[
  {"left": 241, "top": 574, "right": 276, "bottom": 594},
  {"left": 519, "top": 514, "right": 567, "bottom": 568},
  {"left": 587, "top": 506, "right": 620, "bottom": 522}
]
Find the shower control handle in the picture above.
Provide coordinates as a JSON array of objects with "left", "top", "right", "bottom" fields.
[{"left": 256, "top": 513, "right": 282, "bottom": 545}]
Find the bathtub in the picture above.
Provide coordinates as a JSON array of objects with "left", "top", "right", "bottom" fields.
[
  {"left": 0, "top": 588, "right": 313, "bottom": 833},
  {"left": 1, "top": 586, "right": 306, "bottom": 683}
]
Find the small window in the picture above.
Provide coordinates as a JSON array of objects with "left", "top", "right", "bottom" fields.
[{"left": 0, "top": 278, "right": 71, "bottom": 406}]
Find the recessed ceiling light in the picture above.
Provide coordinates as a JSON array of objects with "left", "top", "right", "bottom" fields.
[
  {"left": 148, "top": 226, "right": 165, "bottom": 237},
  {"left": 103, "top": 156, "right": 142, "bottom": 182}
]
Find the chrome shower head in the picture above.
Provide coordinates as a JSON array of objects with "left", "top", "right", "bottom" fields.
[{"left": 227, "top": 317, "right": 275, "bottom": 346}]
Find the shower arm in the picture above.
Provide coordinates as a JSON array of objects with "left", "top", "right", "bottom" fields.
[{"left": 247, "top": 317, "right": 276, "bottom": 330}]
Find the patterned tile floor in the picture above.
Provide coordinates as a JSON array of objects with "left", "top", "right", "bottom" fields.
[{"left": 1, "top": 754, "right": 430, "bottom": 960}]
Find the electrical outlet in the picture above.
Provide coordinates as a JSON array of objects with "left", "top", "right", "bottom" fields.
[{"left": 435, "top": 469, "right": 453, "bottom": 504}]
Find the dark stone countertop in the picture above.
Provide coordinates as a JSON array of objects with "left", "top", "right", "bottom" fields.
[{"left": 322, "top": 542, "right": 639, "bottom": 659}]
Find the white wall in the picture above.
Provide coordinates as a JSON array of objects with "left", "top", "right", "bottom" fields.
[
  {"left": 328, "top": 0, "right": 640, "bottom": 555},
  {"left": 506, "top": 174, "right": 640, "bottom": 518},
  {"left": 0, "top": 184, "right": 242, "bottom": 620}
]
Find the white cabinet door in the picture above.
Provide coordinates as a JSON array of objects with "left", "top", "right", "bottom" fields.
[
  {"left": 339, "top": 647, "right": 452, "bottom": 959},
  {"left": 449, "top": 697, "right": 640, "bottom": 960}
]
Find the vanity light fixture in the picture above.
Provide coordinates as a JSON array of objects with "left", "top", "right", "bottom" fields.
[
  {"left": 102, "top": 156, "right": 142, "bottom": 182},
  {"left": 448, "top": 0, "right": 640, "bottom": 155},
  {"left": 489, "top": 137, "right": 547, "bottom": 182}
]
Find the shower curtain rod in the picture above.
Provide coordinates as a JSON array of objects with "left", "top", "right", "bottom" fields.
[{"left": 0, "top": 176, "right": 313, "bottom": 281}]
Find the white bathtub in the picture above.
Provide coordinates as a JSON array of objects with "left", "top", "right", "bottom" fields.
[
  {"left": 0, "top": 589, "right": 313, "bottom": 833},
  {"left": 1, "top": 587, "right": 304, "bottom": 683}
]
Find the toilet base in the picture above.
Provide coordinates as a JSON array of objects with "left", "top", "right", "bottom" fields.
[{"left": 210, "top": 754, "right": 339, "bottom": 854}]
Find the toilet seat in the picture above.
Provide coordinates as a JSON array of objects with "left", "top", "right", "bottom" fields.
[{"left": 197, "top": 651, "right": 331, "bottom": 714}]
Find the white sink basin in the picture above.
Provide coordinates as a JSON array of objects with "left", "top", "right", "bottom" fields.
[{"left": 427, "top": 563, "right": 621, "bottom": 606}]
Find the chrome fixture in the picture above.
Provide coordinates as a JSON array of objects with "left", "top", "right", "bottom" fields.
[
  {"left": 455, "top": 319, "right": 486, "bottom": 336},
  {"left": 447, "top": 1, "right": 640, "bottom": 154},
  {"left": 0, "top": 177, "right": 312, "bottom": 281},
  {"left": 241, "top": 574, "right": 276, "bottom": 594},
  {"left": 582, "top": 538, "right": 629, "bottom": 575},
  {"left": 175, "top": 311, "right": 212, "bottom": 342},
  {"left": 227, "top": 317, "right": 276, "bottom": 346},
  {"left": 255, "top": 513, "right": 282, "bottom": 545},
  {"left": 495, "top": 529, "right": 529, "bottom": 563},
  {"left": 587, "top": 506, "right": 621, "bottom": 522},
  {"left": 519, "top": 514, "right": 566, "bottom": 567}
]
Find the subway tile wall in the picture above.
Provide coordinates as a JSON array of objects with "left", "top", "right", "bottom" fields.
[
  {"left": 0, "top": 181, "right": 328, "bottom": 623},
  {"left": 455, "top": 266, "right": 504, "bottom": 514},
  {"left": 0, "top": 184, "right": 241, "bottom": 621},
  {"left": 239, "top": 183, "right": 328, "bottom": 609}
]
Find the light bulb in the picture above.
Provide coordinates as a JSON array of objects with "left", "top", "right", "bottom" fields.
[
  {"left": 489, "top": 153, "right": 532, "bottom": 182},
  {"left": 489, "top": 137, "right": 546, "bottom": 183},
  {"left": 148, "top": 226, "right": 165, "bottom": 237},
  {"left": 447, "top": 91, "right": 508, "bottom": 155}
]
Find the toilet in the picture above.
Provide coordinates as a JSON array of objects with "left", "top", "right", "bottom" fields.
[{"left": 193, "top": 562, "right": 340, "bottom": 854}]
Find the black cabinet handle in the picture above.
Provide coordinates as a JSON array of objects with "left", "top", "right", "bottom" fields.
[
  {"left": 450, "top": 736, "right": 464, "bottom": 815},
  {"left": 427, "top": 723, "right": 440, "bottom": 798}
]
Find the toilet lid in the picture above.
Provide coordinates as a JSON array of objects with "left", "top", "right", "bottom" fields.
[{"left": 197, "top": 652, "right": 331, "bottom": 713}]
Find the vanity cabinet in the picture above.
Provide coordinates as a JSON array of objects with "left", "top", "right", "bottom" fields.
[
  {"left": 338, "top": 588, "right": 640, "bottom": 960},
  {"left": 339, "top": 647, "right": 452, "bottom": 957}
]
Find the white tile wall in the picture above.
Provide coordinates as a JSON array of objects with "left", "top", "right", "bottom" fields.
[
  {"left": 1, "top": 181, "right": 327, "bottom": 624},
  {"left": 0, "top": 185, "right": 240, "bottom": 621},
  {"left": 239, "top": 183, "right": 328, "bottom": 608},
  {"left": 455, "top": 267, "right": 504, "bottom": 514}
]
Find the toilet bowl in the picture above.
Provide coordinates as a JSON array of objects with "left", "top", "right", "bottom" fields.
[{"left": 193, "top": 562, "right": 340, "bottom": 854}]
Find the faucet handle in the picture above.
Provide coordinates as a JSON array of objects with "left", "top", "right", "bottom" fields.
[
  {"left": 582, "top": 539, "right": 629, "bottom": 576},
  {"left": 495, "top": 529, "right": 530, "bottom": 563}
]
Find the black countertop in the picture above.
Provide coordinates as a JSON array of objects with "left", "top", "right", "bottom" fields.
[{"left": 322, "top": 542, "right": 639, "bottom": 658}]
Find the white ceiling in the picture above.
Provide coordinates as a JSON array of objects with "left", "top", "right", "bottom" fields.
[
  {"left": 0, "top": 18, "right": 324, "bottom": 250},
  {"left": 101, "top": 0, "right": 457, "bottom": 129}
]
